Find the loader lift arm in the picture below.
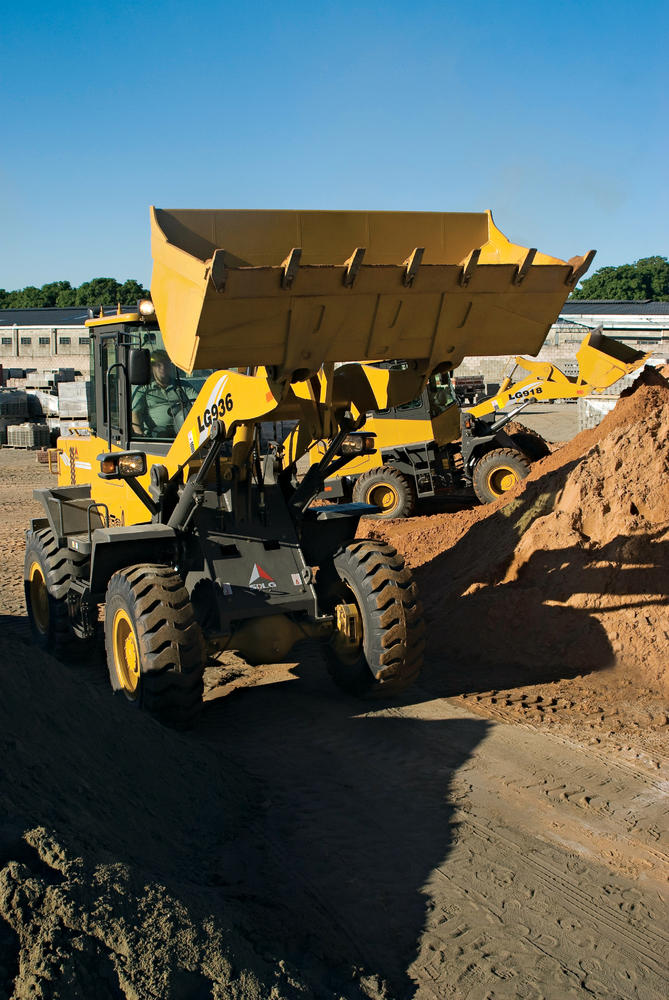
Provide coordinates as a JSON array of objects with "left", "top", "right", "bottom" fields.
[
  {"left": 465, "top": 328, "right": 651, "bottom": 420},
  {"left": 455, "top": 328, "right": 651, "bottom": 502}
]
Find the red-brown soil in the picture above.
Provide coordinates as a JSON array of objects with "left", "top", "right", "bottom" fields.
[{"left": 362, "top": 367, "right": 669, "bottom": 762}]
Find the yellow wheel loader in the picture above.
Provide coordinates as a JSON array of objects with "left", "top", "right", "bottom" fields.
[
  {"left": 304, "top": 329, "right": 649, "bottom": 515},
  {"left": 24, "top": 208, "right": 594, "bottom": 724}
]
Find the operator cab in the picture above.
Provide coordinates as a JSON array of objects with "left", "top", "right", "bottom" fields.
[
  {"left": 85, "top": 301, "right": 214, "bottom": 455},
  {"left": 366, "top": 360, "right": 457, "bottom": 422}
]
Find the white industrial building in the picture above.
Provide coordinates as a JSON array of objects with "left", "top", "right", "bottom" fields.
[{"left": 0, "top": 307, "right": 93, "bottom": 381}]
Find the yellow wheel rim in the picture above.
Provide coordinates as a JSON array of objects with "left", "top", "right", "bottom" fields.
[
  {"left": 488, "top": 466, "right": 519, "bottom": 495},
  {"left": 29, "top": 561, "right": 49, "bottom": 634},
  {"left": 367, "top": 483, "right": 399, "bottom": 512},
  {"left": 112, "top": 608, "right": 141, "bottom": 699},
  {"left": 332, "top": 598, "right": 363, "bottom": 665}
]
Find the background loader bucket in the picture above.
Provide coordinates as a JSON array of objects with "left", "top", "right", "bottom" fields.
[
  {"left": 576, "top": 329, "right": 651, "bottom": 390},
  {"left": 150, "top": 207, "right": 594, "bottom": 378}
]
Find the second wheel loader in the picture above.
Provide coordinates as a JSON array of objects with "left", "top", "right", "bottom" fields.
[
  {"left": 24, "top": 208, "right": 594, "bottom": 724},
  {"left": 301, "top": 329, "right": 649, "bottom": 515}
]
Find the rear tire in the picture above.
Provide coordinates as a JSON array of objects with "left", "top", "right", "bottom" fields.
[
  {"left": 352, "top": 466, "right": 415, "bottom": 519},
  {"left": 24, "top": 528, "right": 95, "bottom": 658},
  {"left": 104, "top": 565, "right": 205, "bottom": 728},
  {"left": 472, "top": 448, "right": 531, "bottom": 504},
  {"left": 323, "top": 540, "right": 425, "bottom": 697}
]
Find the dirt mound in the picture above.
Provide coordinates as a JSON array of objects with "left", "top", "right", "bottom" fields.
[{"left": 363, "top": 366, "right": 669, "bottom": 696}]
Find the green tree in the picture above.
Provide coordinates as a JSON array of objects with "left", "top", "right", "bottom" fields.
[
  {"left": 39, "top": 281, "right": 75, "bottom": 307},
  {"left": 119, "top": 279, "right": 149, "bottom": 304},
  {"left": 74, "top": 278, "right": 124, "bottom": 307},
  {"left": 0, "top": 278, "right": 149, "bottom": 309},
  {"left": 571, "top": 256, "right": 669, "bottom": 301},
  {"left": 55, "top": 286, "right": 77, "bottom": 306},
  {"left": 11, "top": 285, "right": 46, "bottom": 307},
  {"left": 74, "top": 277, "right": 149, "bottom": 307}
]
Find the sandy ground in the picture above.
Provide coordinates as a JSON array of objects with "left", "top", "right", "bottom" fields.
[{"left": 0, "top": 440, "right": 668, "bottom": 999}]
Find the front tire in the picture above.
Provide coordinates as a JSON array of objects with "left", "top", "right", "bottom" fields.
[
  {"left": 323, "top": 540, "right": 425, "bottom": 697},
  {"left": 352, "top": 466, "right": 415, "bottom": 519},
  {"left": 472, "top": 448, "right": 531, "bottom": 504},
  {"left": 104, "top": 565, "right": 205, "bottom": 727}
]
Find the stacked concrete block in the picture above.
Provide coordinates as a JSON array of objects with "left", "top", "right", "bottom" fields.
[
  {"left": 0, "top": 388, "right": 28, "bottom": 417},
  {"left": 577, "top": 396, "right": 617, "bottom": 432},
  {"left": 259, "top": 419, "right": 297, "bottom": 452},
  {"left": 0, "top": 389, "right": 29, "bottom": 443},
  {"left": 7, "top": 422, "right": 51, "bottom": 448},
  {"left": 0, "top": 417, "right": 23, "bottom": 444},
  {"left": 27, "top": 390, "right": 59, "bottom": 418},
  {"left": 57, "top": 381, "right": 88, "bottom": 418}
]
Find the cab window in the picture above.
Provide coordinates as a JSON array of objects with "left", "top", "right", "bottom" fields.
[
  {"left": 127, "top": 327, "right": 213, "bottom": 441},
  {"left": 396, "top": 397, "right": 424, "bottom": 412},
  {"left": 100, "top": 339, "right": 120, "bottom": 430},
  {"left": 427, "top": 373, "right": 457, "bottom": 417}
]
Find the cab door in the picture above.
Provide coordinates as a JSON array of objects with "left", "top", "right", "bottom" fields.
[{"left": 96, "top": 329, "right": 131, "bottom": 451}]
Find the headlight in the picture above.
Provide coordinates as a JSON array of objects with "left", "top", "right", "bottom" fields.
[
  {"left": 138, "top": 299, "right": 156, "bottom": 317},
  {"left": 340, "top": 434, "right": 376, "bottom": 455},
  {"left": 118, "top": 454, "right": 147, "bottom": 477},
  {"left": 97, "top": 451, "right": 147, "bottom": 479}
]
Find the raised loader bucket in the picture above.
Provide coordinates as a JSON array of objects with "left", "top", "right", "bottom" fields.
[
  {"left": 576, "top": 329, "right": 651, "bottom": 390},
  {"left": 150, "top": 207, "right": 595, "bottom": 379}
]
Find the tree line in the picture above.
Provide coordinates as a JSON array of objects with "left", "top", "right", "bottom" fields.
[
  {"left": 0, "top": 278, "right": 150, "bottom": 310},
  {"left": 570, "top": 256, "right": 669, "bottom": 301}
]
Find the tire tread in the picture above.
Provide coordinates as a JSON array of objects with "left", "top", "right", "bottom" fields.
[
  {"left": 104, "top": 564, "right": 205, "bottom": 728},
  {"left": 24, "top": 528, "right": 94, "bottom": 657},
  {"left": 352, "top": 466, "right": 416, "bottom": 519},
  {"left": 472, "top": 447, "right": 531, "bottom": 504},
  {"left": 325, "top": 540, "right": 425, "bottom": 697}
]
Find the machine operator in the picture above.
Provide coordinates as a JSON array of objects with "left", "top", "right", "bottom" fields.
[{"left": 131, "top": 349, "right": 197, "bottom": 438}]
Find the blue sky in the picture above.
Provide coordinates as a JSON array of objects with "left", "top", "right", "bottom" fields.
[{"left": 1, "top": 0, "right": 667, "bottom": 289}]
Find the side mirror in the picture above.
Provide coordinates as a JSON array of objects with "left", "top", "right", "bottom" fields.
[{"left": 128, "top": 348, "right": 151, "bottom": 386}]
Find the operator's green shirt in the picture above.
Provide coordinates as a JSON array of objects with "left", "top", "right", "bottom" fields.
[{"left": 132, "top": 379, "right": 197, "bottom": 438}]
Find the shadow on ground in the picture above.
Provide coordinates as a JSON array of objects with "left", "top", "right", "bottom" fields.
[{"left": 0, "top": 624, "right": 489, "bottom": 999}]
